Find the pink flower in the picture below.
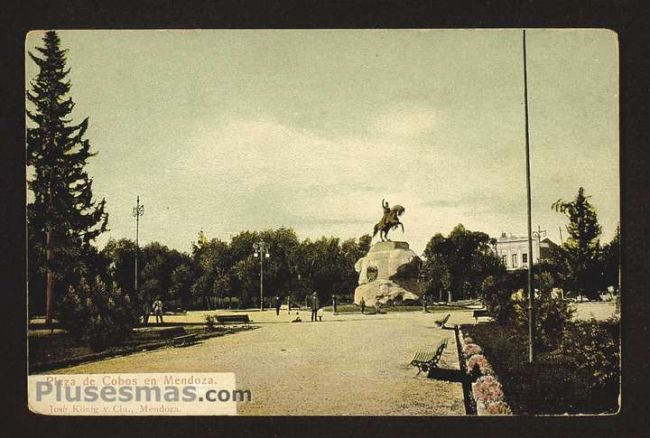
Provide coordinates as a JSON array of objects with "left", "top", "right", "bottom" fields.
[
  {"left": 463, "top": 343, "right": 483, "bottom": 358},
  {"left": 467, "top": 354, "right": 493, "bottom": 375},
  {"left": 484, "top": 400, "right": 512, "bottom": 415},
  {"left": 472, "top": 375, "right": 504, "bottom": 402}
]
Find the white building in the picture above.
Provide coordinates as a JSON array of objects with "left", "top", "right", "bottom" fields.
[{"left": 494, "top": 233, "right": 557, "bottom": 271}]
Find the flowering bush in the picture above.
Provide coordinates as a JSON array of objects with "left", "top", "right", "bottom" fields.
[
  {"left": 472, "top": 375, "right": 504, "bottom": 403},
  {"left": 463, "top": 343, "right": 483, "bottom": 358},
  {"left": 484, "top": 400, "right": 512, "bottom": 415},
  {"left": 467, "top": 354, "right": 493, "bottom": 376}
]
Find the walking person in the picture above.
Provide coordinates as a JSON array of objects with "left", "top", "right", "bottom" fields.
[
  {"left": 153, "top": 297, "right": 164, "bottom": 324},
  {"left": 360, "top": 296, "right": 366, "bottom": 314},
  {"left": 310, "top": 292, "right": 319, "bottom": 322},
  {"left": 274, "top": 295, "right": 281, "bottom": 317}
]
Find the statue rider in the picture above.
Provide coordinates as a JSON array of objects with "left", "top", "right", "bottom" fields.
[{"left": 381, "top": 199, "right": 390, "bottom": 226}]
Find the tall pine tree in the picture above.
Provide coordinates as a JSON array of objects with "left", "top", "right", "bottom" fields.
[
  {"left": 552, "top": 187, "right": 602, "bottom": 298},
  {"left": 27, "top": 31, "right": 108, "bottom": 324}
]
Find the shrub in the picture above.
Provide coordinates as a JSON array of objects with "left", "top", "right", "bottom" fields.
[
  {"left": 472, "top": 375, "right": 504, "bottom": 403},
  {"left": 467, "top": 354, "right": 493, "bottom": 377},
  {"left": 560, "top": 317, "right": 620, "bottom": 391},
  {"left": 205, "top": 314, "right": 216, "bottom": 331},
  {"left": 482, "top": 275, "right": 517, "bottom": 325},
  {"left": 508, "top": 272, "right": 575, "bottom": 352},
  {"left": 57, "top": 276, "right": 136, "bottom": 351},
  {"left": 484, "top": 401, "right": 513, "bottom": 415},
  {"left": 463, "top": 343, "right": 483, "bottom": 359},
  {"left": 512, "top": 296, "right": 574, "bottom": 352}
]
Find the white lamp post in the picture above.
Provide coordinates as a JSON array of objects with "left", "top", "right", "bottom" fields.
[{"left": 253, "top": 240, "right": 270, "bottom": 311}]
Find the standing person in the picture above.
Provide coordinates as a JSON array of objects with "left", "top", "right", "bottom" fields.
[
  {"left": 332, "top": 293, "right": 338, "bottom": 315},
  {"left": 287, "top": 294, "right": 292, "bottom": 314},
  {"left": 153, "top": 297, "right": 164, "bottom": 324},
  {"left": 141, "top": 300, "right": 151, "bottom": 326},
  {"left": 274, "top": 295, "right": 281, "bottom": 316},
  {"left": 360, "top": 296, "right": 366, "bottom": 314},
  {"left": 310, "top": 292, "right": 319, "bottom": 322}
]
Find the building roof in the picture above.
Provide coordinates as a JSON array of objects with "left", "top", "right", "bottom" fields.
[{"left": 495, "top": 233, "right": 556, "bottom": 246}]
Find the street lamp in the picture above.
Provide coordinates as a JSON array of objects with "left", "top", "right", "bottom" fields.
[
  {"left": 132, "top": 195, "right": 144, "bottom": 297},
  {"left": 253, "top": 240, "right": 270, "bottom": 311},
  {"left": 532, "top": 226, "right": 547, "bottom": 266}
]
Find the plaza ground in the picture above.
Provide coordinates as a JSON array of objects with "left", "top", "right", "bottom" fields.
[
  {"left": 34, "top": 301, "right": 616, "bottom": 416},
  {"left": 45, "top": 308, "right": 471, "bottom": 415}
]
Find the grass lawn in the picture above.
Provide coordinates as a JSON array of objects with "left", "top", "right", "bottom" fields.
[
  {"left": 29, "top": 325, "right": 243, "bottom": 372},
  {"left": 463, "top": 321, "right": 619, "bottom": 415}
]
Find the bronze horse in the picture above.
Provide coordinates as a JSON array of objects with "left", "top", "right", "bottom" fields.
[{"left": 373, "top": 199, "right": 405, "bottom": 241}]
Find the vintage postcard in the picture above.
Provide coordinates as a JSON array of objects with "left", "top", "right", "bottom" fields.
[{"left": 26, "top": 29, "right": 619, "bottom": 416}]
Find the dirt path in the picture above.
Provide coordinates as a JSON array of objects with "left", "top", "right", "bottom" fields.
[{"left": 48, "top": 310, "right": 468, "bottom": 416}]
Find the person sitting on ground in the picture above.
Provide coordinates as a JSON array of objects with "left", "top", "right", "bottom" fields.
[{"left": 291, "top": 311, "right": 302, "bottom": 323}]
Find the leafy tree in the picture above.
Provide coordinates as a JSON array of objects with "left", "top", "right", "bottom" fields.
[
  {"left": 139, "top": 242, "right": 187, "bottom": 305},
  {"left": 599, "top": 224, "right": 620, "bottom": 292},
  {"left": 27, "top": 31, "right": 108, "bottom": 323},
  {"left": 422, "top": 225, "right": 504, "bottom": 301},
  {"left": 299, "top": 236, "right": 348, "bottom": 304},
  {"left": 102, "top": 238, "right": 137, "bottom": 297},
  {"left": 169, "top": 264, "right": 195, "bottom": 308},
  {"left": 552, "top": 187, "right": 603, "bottom": 299},
  {"left": 338, "top": 234, "right": 372, "bottom": 299},
  {"left": 192, "top": 235, "right": 233, "bottom": 308}
]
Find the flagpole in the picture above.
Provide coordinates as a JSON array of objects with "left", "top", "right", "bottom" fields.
[{"left": 523, "top": 29, "right": 536, "bottom": 363}]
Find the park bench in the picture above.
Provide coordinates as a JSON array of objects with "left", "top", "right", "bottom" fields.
[
  {"left": 410, "top": 337, "right": 449, "bottom": 375},
  {"left": 216, "top": 314, "right": 251, "bottom": 326},
  {"left": 172, "top": 333, "right": 198, "bottom": 347},
  {"left": 435, "top": 313, "right": 451, "bottom": 328},
  {"left": 472, "top": 309, "right": 489, "bottom": 322}
]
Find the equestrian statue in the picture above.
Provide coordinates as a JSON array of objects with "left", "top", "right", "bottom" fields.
[{"left": 372, "top": 199, "right": 405, "bottom": 242}]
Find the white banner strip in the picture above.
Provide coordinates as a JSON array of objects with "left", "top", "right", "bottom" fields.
[{"left": 28, "top": 373, "right": 240, "bottom": 416}]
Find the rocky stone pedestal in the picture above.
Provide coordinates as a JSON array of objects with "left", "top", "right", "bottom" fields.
[{"left": 353, "top": 241, "right": 421, "bottom": 307}]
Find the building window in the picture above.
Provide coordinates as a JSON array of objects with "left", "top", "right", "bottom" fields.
[
  {"left": 522, "top": 253, "right": 528, "bottom": 264},
  {"left": 512, "top": 254, "right": 518, "bottom": 267},
  {"left": 501, "top": 255, "right": 507, "bottom": 266}
]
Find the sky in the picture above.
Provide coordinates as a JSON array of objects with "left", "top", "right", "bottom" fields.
[{"left": 25, "top": 29, "right": 619, "bottom": 255}]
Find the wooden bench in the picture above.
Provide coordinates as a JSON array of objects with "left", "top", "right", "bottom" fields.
[
  {"left": 172, "top": 333, "right": 198, "bottom": 347},
  {"left": 435, "top": 313, "right": 451, "bottom": 328},
  {"left": 216, "top": 314, "right": 250, "bottom": 325},
  {"left": 472, "top": 309, "right": 489, "bottom": 322},
  {"left": 410, "top": 337, "right": 449, "bottom": 375}
]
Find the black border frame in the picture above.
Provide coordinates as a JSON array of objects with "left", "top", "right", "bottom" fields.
[{"left": 2, "top": 1, "right": 649, "bottom": 436}]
